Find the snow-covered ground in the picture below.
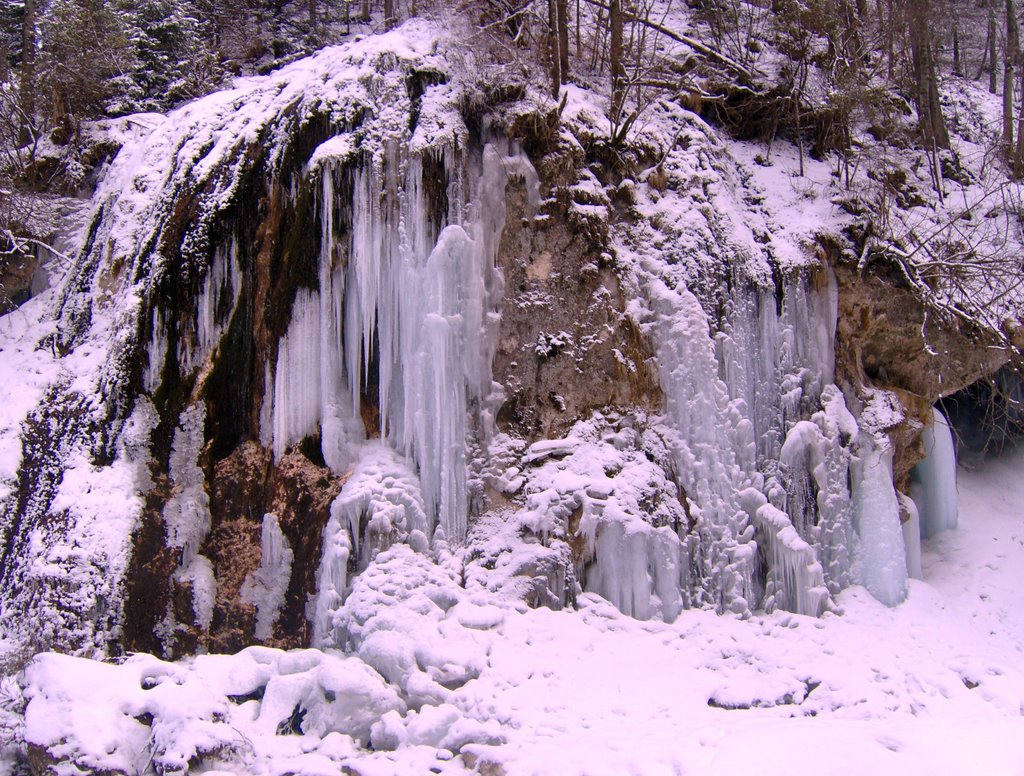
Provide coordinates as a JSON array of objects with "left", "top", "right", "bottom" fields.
[{"left": 8, "top": 446, "right": 1023, "bottom": 775}]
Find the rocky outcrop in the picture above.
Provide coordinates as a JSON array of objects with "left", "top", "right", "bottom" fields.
[
  {"left": 491, "top": 163, "right": 661, "bottom": 442},
  {"left": 830, "top": 247, "right": 1010, "bottom": 486}
]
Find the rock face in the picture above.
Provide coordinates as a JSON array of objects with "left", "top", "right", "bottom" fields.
[
  {"left": 491, "top": 163, "right": 662, "bottom": 441},
  {"left": 831, "top": 252, "right": 1010, "bottom": 486}
]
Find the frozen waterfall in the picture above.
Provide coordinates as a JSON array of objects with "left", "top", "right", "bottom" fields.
[{"left": 263, "top": 139, "right": 538, "bottom": 547}]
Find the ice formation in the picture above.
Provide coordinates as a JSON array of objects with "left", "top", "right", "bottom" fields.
[
  {"left": 163, "top": 404, "right": 212, "bottom": 567},
  {"left": 312, "top": 444, "right": 428, "bottom": 648},
  {"left": 911, "top": 407, "right": 958, "bottom": 538},
  {"left": 899, "top": 493, "right": 923, "bottom": 579},
  {"left": 264, "top": 140, "right": 537, "bottom": 547},
  {"left": 160, "top": 403, "right": 219, "bottom": 640},
  {"left": 240, "top": 514, "right": 295, "bottom": 641},
  {"left": 852, "top": 437, "right": 909, "bottom": 607},
  {"left": 625, "top": 264, "right": 851, "bottom": 615}
]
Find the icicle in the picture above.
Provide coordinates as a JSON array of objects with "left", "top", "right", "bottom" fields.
[
  {"left": 196, "top": 240, "right": 242, "bottom": 358},
  {"left": 899, "top": 493, "right": 923, "bottom": 579},
  {"left": 318, "top": 163, "right": 362, "bottom": 472},
  {"left": 175, "top": 555, "right": 216, "bottom": 632},
  {"left": 271, "top": 289, "right": 322, "bottom": 460},
  {"left": 163, "top": 404, "right": 211, "bottom": 567},
  {"left": 144, "top": 308, "right": 167, "bottom": 394},
  {"left": 264, "top": 163, "right": 364, "bottom": 468},
  {"left": 852, "top": 436, "right": 908, "bottom": 606},
  {"left": 161, "top": 403, "right": 218, "bottom": 636},
  {"left": 240, "top": 513, "right": 294, "bottom": 641},
  {"left": 910, "top": 407, "right": 958, "bottom": 538},
  {"left": 636, "top": 279, "right": 758, "bottom": 611},
  {"left": 742, "top": 488, "right": 829, "bottom": 616},
  {"left": 312, "top": 500, "right": 352, "bottom": 649}
]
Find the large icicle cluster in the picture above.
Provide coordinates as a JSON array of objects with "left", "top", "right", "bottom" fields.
[{"left": 260, "top": 137, "right": 538, "bottom": 546}]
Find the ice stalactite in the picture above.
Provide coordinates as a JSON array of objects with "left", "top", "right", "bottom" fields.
[
  {"left": 272, "top": 289, "right": 325, "bottom": 461},
  {"left": 583, "top": 508, "right": 683, "bottom": 622},
  {"left": 143, "top": 307, "right": 168, "bottom": 395},
  {"left": 911, "top": 407, "right": 958, "bottom": 539},
  {"left": 628, "top": 261, "right": 852, "bottom": 616},
  {"left": 899, "top": 494, "right": 923, "bottom": 579},
  {"left": 344, "top": 143, "right": 536, "bottom": 543},
  {"left": 240, "top": 513, "right": 294, "bottom": 641},
  {"left": 638, "top": 279, "right": 759, "bottom": 614},
  {"left": 196, "top": 241, "right": 242, "bottom": 360},
  {"left": 778, "top": 385, "right": 858, "bottom": 596},
  {"left": 740, "top": 489, "right": 828, "bottom": 617},
  {"left": 161, "top": 403, "right": 218, "bottom": 639},
  {"left": 163, "top": 404, "right": 211, "bottom": 566},
  {"left": 852, "top": 435, "right": 908, "bottom": 606}
]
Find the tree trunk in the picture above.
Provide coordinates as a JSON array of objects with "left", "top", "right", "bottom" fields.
[
  {"left": 558, "top": 0, "right": 570, "bottom": 81},
  {"left": 19, "top": 0, "right": 36, "bottom": 146},
  {"left": 548, "top": 0, "right": 561, "bottom": 97},
  {"left": 1005, "top": 0, "right": 1018, "bottom": 149},
  {"left": 361, "top": 0, "right": 371, "bottom": 23},
  {"left": 576, "top": 0, "right": 582, "bottom": 58},
  {"left": 546, "top": 0, "right": 573, "bottom": 96},
  {"left": 1015, "top": 71, "right": 1024, "bottom": 175},
  {"left": 910, "top": 0, "right": 950, "bottom": 149},
  {"left": 952, "top": 23, "right": 961, "bottom": 76},
  {"left": 609, "top": 0, "right": 625, "bottom": 127},
  {"left": 990, "top": 0, "right": 999, "bottom": 93},
  {"left": 384, "top": 0, "right": 396, "bottom": 29}
]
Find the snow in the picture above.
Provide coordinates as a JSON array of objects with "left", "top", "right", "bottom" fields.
[
  {"left": 0, "top": 293, "right": 61, "bottom": 502},
  {"left": 3, "top": 11, "right": 1024, "bottom": 776},
  {"left": 12, "top": 446, "right": 1024, "bottom": 774}
]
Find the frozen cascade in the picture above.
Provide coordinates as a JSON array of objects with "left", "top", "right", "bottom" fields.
[
  {"left": 196, "top": 241, "right": 242, "bottom": 360},
  {"left": 320, "top": 140, "right": 536, "bottom": 542},
  {"left": 910, "top": 407, "right": 958, "bottom": 539},
  {"left": 177, "top": 242, "right": 245, "bottom": 379},
  {"left": 240, "top": 513, "right": 294, "bottom": 641},
  {"left": 163, "top": 404, "right": 212, "bottom": 566},
  {"left": 632, "top": 266, "right": 841, "bottom": 615},
  {"left": 899, "top": 493, "right": 923, "bottom": 579},
  {"left": 852, "top": 437, "right": 908, "bottom": 606},
  {"left": 161, "top": 403, "right": 218, "bottom": 636},
  {"left": 779, "top": 385, "right": 859, "bottom": 595},
  {"left": 272, "top": 289, "right": 324, "bottom": 461},
  {"left": 638, "top": 278, "right": 760, "bottom": 612},
  {"left": 717, "top": 269, "right": 839, "bottom": 471},
  {"left": 739, "top": 489, "right": 828, "bottom": 616},
  {"left": 581, "top": 499, "right": 683, "bottom": 622}
]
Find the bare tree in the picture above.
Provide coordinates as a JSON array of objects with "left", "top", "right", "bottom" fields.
[
  {"left": 609, "top": 0, "right": 624, "bottom": 128},
  {"left": 1005, "top": 0, "right": 1018, "bottom": 150},
  {"left": 910, "top": 0, "right": 949, "bottom": 150},
  {"left": 18, "top": 0, "right": 35, "bottom": 146}
]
